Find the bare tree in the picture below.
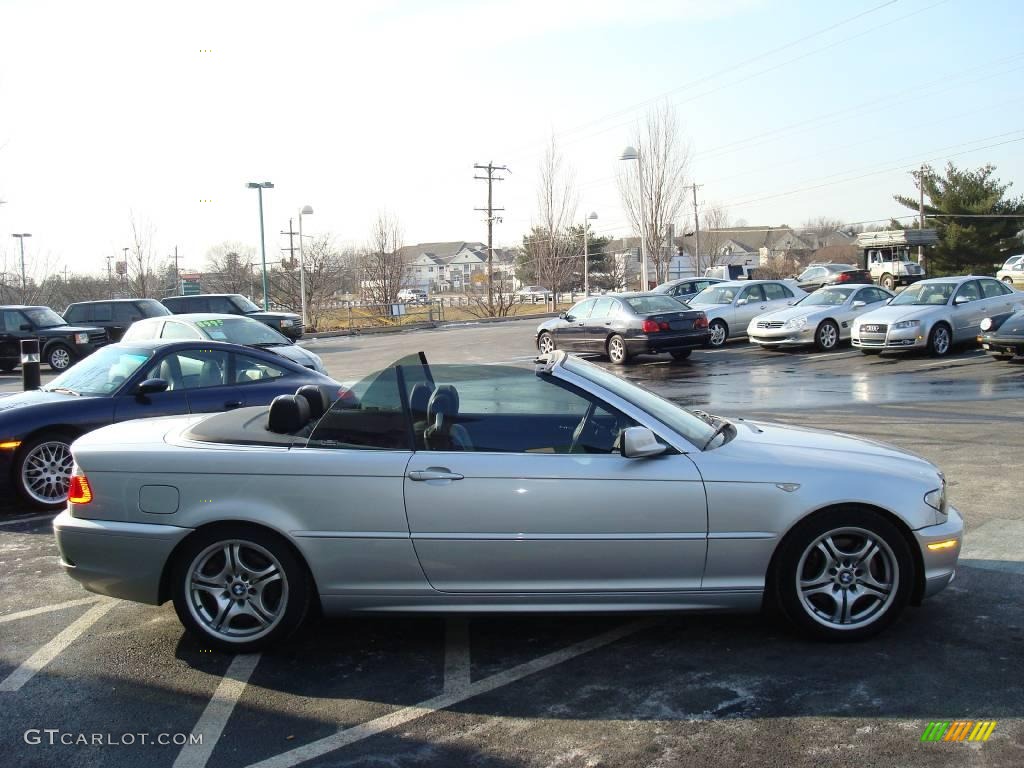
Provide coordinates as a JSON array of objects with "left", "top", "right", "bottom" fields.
[
  {"left": 361, "top": 211, "right": 405, "bottom": 306},
  {"left": 802, "top": 216, "right": 845, "bottom": 247},
  {"left": 700, "top": 204, "right": 732, "bottom": 269},
  {"left": 525, "top": 138, "right": 578, "bottom": 308},
  {"left": 617, "top": 103, "right": 691, "bottom": 284},
  {"left": 204, "top": 241, "right": 256, "bottom": 296},
  {"left": 296, "top": 234, "right": 348, "bottom": 329},
  {"left": 127, "top": 213, "right": 157, "bottom": 298}
]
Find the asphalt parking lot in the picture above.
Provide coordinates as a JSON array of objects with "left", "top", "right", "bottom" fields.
[{"left": 1, "top": 320, "right": 1022, "bottom": 767}]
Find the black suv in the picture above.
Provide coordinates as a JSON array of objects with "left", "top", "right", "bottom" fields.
[
  {"left": 162, "top": 294, "right": 303, "bottom": 340},
  {"left": 63, "top": 298, "right": 170, "bottom": 342},
  {"left": 0, "top": 305, "right": 108, "bottom": 372}
]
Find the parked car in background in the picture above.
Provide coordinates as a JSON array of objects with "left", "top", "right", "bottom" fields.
[
  {"left": 793, "top": 263, "right": 872, "bottom": 293},
  {"left": 688, "top": 280, "right": 807, "bottom": 347},
  {"left": 0, "top": 339, "right": 339, "bottom": 508},
  {"left": 852, "top": 276, "right": 1023, "bottom": 357},
  {"left": 516, "top": 285, "right": 553, "bottom": 303},
  {"left": 122, "top": 314, "right": 326, "bottom": 373},
  {"left": 162, "top": 294, "right": 303, "bottom": 340},
  {"left": 1, "top": 305, "right": 108, "bottom": 372},
  {"left": 1000, "top": 254, "right": 1023, "bottom": 271},
  {"left": 652, "top": 277, "right": 724, "bottom": 303},
  {"left": 397, "top": 288, "right": 429, "bottom": 304},
  {"left": 63, "top": 298, "right": 170, "bottom": 342},
  {"left": 536, "top": 293, "right": 709, "bottom": 364},
  {"left": 996, "top": 259, "right": 1024, "bottom": 288},
  {"left": 748, "top": 285, "right": 894, "bottom": 351},
  {"left": 54, "top": 350, "right": 961, "bottom": 651},
  {"left": 978, "top": 310, "right": 1024, "bottom": 360}
]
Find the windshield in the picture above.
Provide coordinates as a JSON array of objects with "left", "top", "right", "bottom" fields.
[
  {"left": 690, "top": 285, "right": 739, "bottom": 305},
  {"left": 624, "top": 295, "right": 688, "bottom": 314},
  {"left": 195, "top": 317, "right": 288, "bottom": 345},
  {"left": 562, "top": 356, "right": 717, "bottom": 449},
  {"left": 44, "top": 346, "right": 153, "bottom": 395},
  {"left": 231, "top": 296, "right": 262, "bottom": 313},
  {"left": 24, "top": 307, "right": 66, "bottom": 328},
  {"left": 890, "top": 282, "right": 955, "bottom": 306},
  {"left": 798, "top": 287, "right": 855, "bottom": 306}
]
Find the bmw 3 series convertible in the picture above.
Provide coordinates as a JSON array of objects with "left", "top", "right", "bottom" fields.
[{"left": 54, "top": 352, "right": 962, "bottom": 651}]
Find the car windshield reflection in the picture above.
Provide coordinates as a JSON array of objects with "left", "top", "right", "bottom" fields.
[{"left": 44, "top": 346, "right": 153, "bottom": 396}]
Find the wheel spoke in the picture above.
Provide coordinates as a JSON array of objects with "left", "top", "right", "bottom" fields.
[{"left": 816, "top": 538, "right": 841, "bottom": 569}]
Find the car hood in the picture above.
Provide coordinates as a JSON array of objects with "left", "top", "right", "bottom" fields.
[
  {"left": 751, "top": 305, "right": 827, "bottom": 324},
  {"left": 853, "top": 304, "right": 940, "bottom": 325},
  {"left": 37, "top": 324, "right": 101, "bottom": 335},
  {"left": 0, "top": 388, "right": 98, "bottom": 414},
  {"left": 245, "top": 310, "right": 300, "bottom": 321}
]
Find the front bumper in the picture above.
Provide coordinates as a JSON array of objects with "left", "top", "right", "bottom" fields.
[
  {"left": 914, "top": 504, "right": 964, "bottom": 599},
  {"left": 53, "top": 509, "right": 192, "bottom": 605},
  {"left": 852, "top": 326, "right": 927, "bottom": 351},
  {"left": 626, "top": 330, "right": 710, "bottom": 354},
  {"left": 979, "top": 334, "right": 1023, "bottom": 356},
  {"left": 748, "top": 326, "right": 817, "bottom": 347}
]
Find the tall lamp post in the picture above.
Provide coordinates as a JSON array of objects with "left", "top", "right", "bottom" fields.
[
  {"left": 619, "top": 146, "right": 648, "bottom": 289},
  {"left": 582, "top": 212, "right": 597, "bottom": 296},
  {"left": 11, "top": 233, "right": 32, "bottom": 292},
  {"left": 298, "top": 205, "right": 314, "bottom": 328},
  {"left": 246, "top": 181, "right": 275, "bottom": 309}
]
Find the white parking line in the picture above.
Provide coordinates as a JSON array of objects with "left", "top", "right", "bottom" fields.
[
  {"left": 245, "top": 620, "right": 653, "bottom": 768},
  {"left": 443, "top": 618, "right": 470, "bottom": 694},
  {"left": 803, "top": 351, "right": 860, "bottom": 362},
  {"left": 0, "top": 600, "right": 117, "bottom": 692},
  {"left": 0, "top": 596, "right": 104, "bottom": 625},
  {"left": 173, "top": 654, "right": 262, "bottom": 768},
  {"left": 0, "top": 512, "right": 57, "bottom": 528}
]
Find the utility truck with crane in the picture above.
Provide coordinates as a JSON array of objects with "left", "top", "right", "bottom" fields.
[{"left": 855, "top": 229, "right": 937, "bottom": 290}]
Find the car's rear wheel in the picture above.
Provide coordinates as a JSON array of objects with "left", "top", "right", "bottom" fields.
[
  {"left": 172, "top": 526, "right": 312, "bottom": 653},
  {"left": 670, "top": 349, "right": 692, "bottom": 360},
  {"left": 707, "top": 320, "right": 728, "bottom": 347},
  {"left": 880, "top": 274, "right": 895, "bottom": 291},
  {"left": 1002, "top": 276, "right": 1014, "bottom": 285},
  {"left": 607, "top": 334, "right": 629, "bottom": 365},
  {"left": 814, "top": 320, "right": 839, "bottom": 351},
  {"left": 537, "top": 331, "right": 555, "bottom": 355},
  {"left": 927, "top": 323, "right": 952, "bottom": 357},
  {"left": 15, "top": 431, "right": 76, "bottom": 509},
  {"left": 774, "top": 507, "right": 913, "bottom": 641},
  {"left": 47, "top": 344, "right": 74, "bottom": 372}
]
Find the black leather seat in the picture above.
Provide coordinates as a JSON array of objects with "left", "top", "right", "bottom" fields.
[
  {"left": 295, "top": 385, "right": 330, "bottom": 420},
  {"left": 268, "top": 394, "right": 310, "bottom": 434},
  {"left": 423, "top": 384, "right": 473, "bottom": 451},
  {"left": 408, "top": 382, "right": 434, "bottom": 448}
]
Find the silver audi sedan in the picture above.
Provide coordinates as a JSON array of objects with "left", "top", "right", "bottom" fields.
[{"left": 54, "top": 352, "right": 962, "bottom": 651}]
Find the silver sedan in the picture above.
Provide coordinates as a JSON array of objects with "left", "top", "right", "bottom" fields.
[
  {"left": 54, "top": 352, "right": 962, "bottom": 651},
  {"left": 747, "top": 285, "right": 894, "bottom": 351}
]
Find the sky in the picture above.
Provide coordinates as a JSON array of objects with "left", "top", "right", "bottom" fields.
[{"left": 0, "top": 0, "right": 1022, "bottom": 279}]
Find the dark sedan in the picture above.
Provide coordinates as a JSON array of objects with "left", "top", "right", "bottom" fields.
[
  {"left": 979, "top": 310, "right": 1024, "bottom": 360},
  {"left": 794, "top": 263, "right": 872, "bottom": 293},
  {"left": 536, "top": 293, "right": 709, "bottom": 365},
  {"left": 0, "top": 339, "right": 339, "bottom": 509}
]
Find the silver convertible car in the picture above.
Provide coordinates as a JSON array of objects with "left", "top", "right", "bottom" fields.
[{"left": 54, "top": 352, "right": 962, "bottom": 651}]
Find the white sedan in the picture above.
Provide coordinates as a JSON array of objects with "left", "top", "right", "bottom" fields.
[
  {"left": 688, "top": 280, "right": 807, "bottom": 347},
  {"left": 747, "top": 285, "right": 894, "bottom": 351}
]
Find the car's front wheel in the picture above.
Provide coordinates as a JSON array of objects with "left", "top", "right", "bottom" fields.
[
  {"left": 927, "top": 323, "right": 952, "bottom": 357},
  {"left": 537, "top": 331, "right": 555, "bottom": 355},
  {"left": 47, "top": 344, "right": 75, "bottom": 372},
  {"left": 814, "top": 320, "right": 839, "bottom": 351},
  {"left": 670, "top": 349, "right": 692, "bottom": 360},
  {"left": 774, "top": 507, "right": 913, "bottom": 641},
  {"left": 171, "top": 526, "right": 312, "bottom": 652},
  {"left": 1002, "top": 276, "right": 1014, "bottom": 285},
  {"left": 15, "top": 431, "right": 76, "bottom": 508}
]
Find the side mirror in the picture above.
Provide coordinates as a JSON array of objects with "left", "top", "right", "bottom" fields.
[
  {"left": 736, "top": 298, "right": 748, "bottom": 306},
  {"left": 559, "top": 312, "right": 567, "bottom": 319},
  {"left": 852, "top": 300, "right": 866, "bottom": 309},
  {"left": 621, "top": 426, "right": 667, "bottom": 459},
  {"left": 136, "top": 378, "right": 169, "bottom": 396},
  {"left": 954, "top": 295, "right": 969, "bottom": 305}
]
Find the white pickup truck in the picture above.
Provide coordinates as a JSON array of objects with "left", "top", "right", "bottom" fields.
[{"left": 856, "top": 230, "right": 937, "bottom": 290}]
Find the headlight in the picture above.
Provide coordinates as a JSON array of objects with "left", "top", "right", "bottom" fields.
[
  {"left": 980, "top": 317, "right": 993, "bottom": 332},
  {"left": 892, "top": 320, "right": 921, "bottom": 330},
  {"left": 74, "top": 332, "right": 89, "bottom": 344},
  {"left": 281, "top": 319, "right": 295, "bottom": 327},
  {"left": 924, "top": 477, "right": 947, "bottom": 516},
  {"left": 784, "top": 317, "right": 808, "bottom": 330}
]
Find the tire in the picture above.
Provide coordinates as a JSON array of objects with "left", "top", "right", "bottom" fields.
[
  {"left": 773, "top": 506, "right": 914, "bottom": 641},
  {"left": 0, "top": 363, "right": 15, "bottom": 373},
  {"left": 707, "top": 319, "right": 728, "bottom": 348},
  {"left": 927, "top": 323, "right": 952, "bottom": 357},
  {"left": 880, "top": 274, "right": 895, "bottom": 291},
  {"left": 1002, "top": 277, "right": 1014, "bottom": 285},
  {"left": 15, "top": 431, "right": 76, "bottom": 509},
  {"left": 47, "top": 344, "right": 75, "bottom": 372},
  {"left": 669, "top": 349, "right": 692, "bottom": 360},
  {"left": 171, "top": 525, "right": 312, "bottom": 653},
  {"left": 537, "top": 331, "right": 556, "bottom": 355},
  {"left": 607, "top": 334, "right": 630, "bottom": 365},
  {"left": 814, "top": 320, "right": 840, "bottom": 352}
]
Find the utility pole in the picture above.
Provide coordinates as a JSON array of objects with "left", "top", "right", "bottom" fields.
[
  {"left": 122, "top": 246, "right": 129, "bottom": 295},
  {"left": 280, "top": 219, "right": 299, "bottom": 309},
  {"left": 173, "top": 246, "right": 180, "bottom": 295},
  {"left": 473, "top": 162, "right": 509, "bottom": 312},
  {"left": 686, "top": 183, "right": 703, "bottom": 277},
  {"left": 106, "top": 254, "right": 114, "bottom": 298},
  {"left": 918, "top": 163, "right": 927, "bottom": 270}
]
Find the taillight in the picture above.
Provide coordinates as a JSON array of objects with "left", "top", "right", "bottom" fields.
[
  {"left": 694, "top": 313, "right": 709, "bottom": 329},
  {"left": 641, "top": 319, "right": 660, "bottom": 333},
  {"left": 69, "top": 475, "right": 92, "bottom": 505},
  {"left": 836, "top": 272, "right": 851, "bottom": 283}
]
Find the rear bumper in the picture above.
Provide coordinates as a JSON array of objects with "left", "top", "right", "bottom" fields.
[
  {"left": 914, "top": 504, "right": 963, "bottom": 600},
  {"left": 626, "top": 331, "right": 710, "bottom": 354},
  {"left": 53, "top": 510, "right": 192, "bottom": 605}
]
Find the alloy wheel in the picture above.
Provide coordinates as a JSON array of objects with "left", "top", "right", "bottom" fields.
[
  {"left": 185, "top": 540, "right": 289, "bottom": 644},
  {"left": 795, "top": 527, "right": 898, "bottom": 630},
  {"left": 49, "top": 347, "right": 72, "bottom": 370},
  {"left": 709, "top": 321, "right": 727, "bottom": 347},
  {"left": 608, "top": 336, "right": 625, "bottom": 363},
  {"left": 538, "top": 333, "right": 554, "bottom": 355},
  {"left": 817, "top": 322, "right": 838, "bottom": 350},
  {"left": 21, "top": 440, "right": 74, "bottom": 505},
  {"left": 931, "top": 326, "right": 951, "bottom": 356}
]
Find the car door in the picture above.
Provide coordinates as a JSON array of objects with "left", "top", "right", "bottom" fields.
[
  {"left": 981, "top": 277, "right": 1017, "bottom": 314},
  {"left": 733, "top": 284, "right": 767, "bottom": 328},
  {"left": 0, "top": 309, "right": 27, "bottom": 364},
  {"left": 951, "top": 280, "right": 984, "bottom": 340},
  {"left": 583, "top": 297, "right": 616, "bottom": 352},
  {"left": 554, "top": 299, "right": 595, "bottom": 351},
  {"left": 402, "top": 364, "right": 708, "bottom": 592},
  {"left": 108, "top": 302, "right": 142, "bottom": 341},
  {"left": 112, "top": 349, "right": 192, "bottom": 421},
  {"left": 231, "top": 351, "right": 297, "bottom": 407},
  {"left": 173, "top": 347, "right": 246, "bottom": 412}
]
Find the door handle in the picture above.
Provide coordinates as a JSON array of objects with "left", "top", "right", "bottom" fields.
[
  {"left": 408, "top": 468, "right": 464, "bottom": 482},
  {"left": 577, "top": 322, "right": 585, "bottom": 327},
  {"left": 224, "top": 400, "right": 244, "bottom": 410}
]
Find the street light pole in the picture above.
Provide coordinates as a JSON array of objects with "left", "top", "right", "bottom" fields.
[
  {"left": 583, "top": 212, "right": 597, "bottom": 297},
  {"left": 11, "top": 233, "right": 31, "bottom": 293},
  {"left": 247, "top": 181, "right": 275, "bottom": 310},
  {"left": 298, "top": 205, "right": 314, "bottom": 328},
  {"left": 619, "top": 147, "right": 648, "bottom": 289}
]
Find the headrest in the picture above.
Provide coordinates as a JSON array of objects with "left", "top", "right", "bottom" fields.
[
  {"left": 295, "top": 384, "right": 329, "bottom": 420},
  {"left": 268, "top": 394, "right": 310, "bottom": 434},
  {"left": 427, "top": 384, "right": 459, "bottom": 422},
  {"left": 409, "top": 383, "right": 433, "bottom": 415}
]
